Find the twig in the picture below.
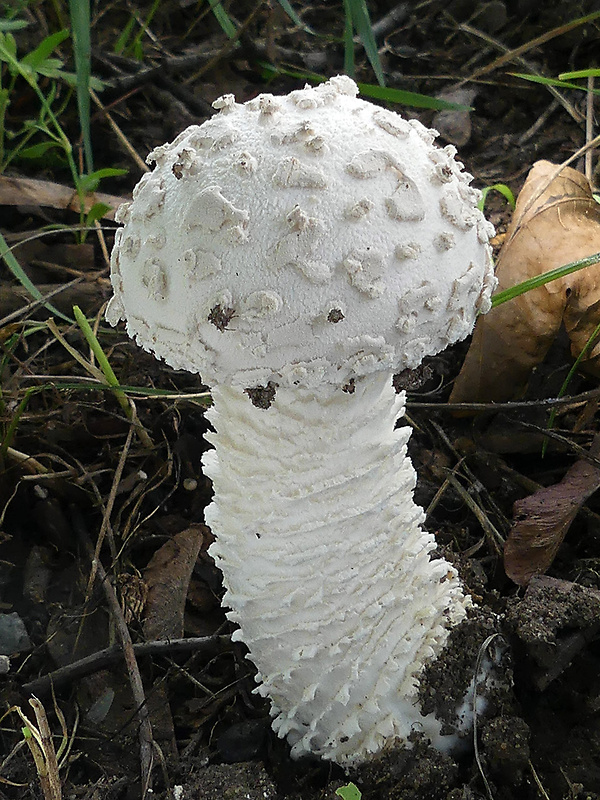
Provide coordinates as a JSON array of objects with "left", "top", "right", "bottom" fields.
[
  {"left": 429, "top": 419, "right": 509, "bottom": 531},
  {"left": 407, "top": 385, "right": 600, "bottom": 411},
  {"left": 518, "top": 99, "right": 559, "bottom": 145},
  {"left": 186, "top": 3, "right": 266, "bottom": 84},
  {"left": 5, "top": 447, "right": 51, "bottom": 474},
  {"left": 461, "top": 10, "right": 600, "bottom": 85},
  {"left": 90, "top": 88, "right": 148, "bottom": 173},
  {"left": 70, "top": 504, "right": 155, "bottom": 796},
  {"left": 530, "top": 760, "right": 551, "bottom": 800},
  {"left": 99, "top": 48, "right": 223, "bottom": 93},
  {"left": 0, "top": 281, "right": 107, "bottom": 326},
  {"left": 515, "top": 420, "right": 600, "bottom": 466},
  {"left": 22, "top": 636, "right": 232, "bottom": 696},
  {"left": 458, "top": 21, "right": 583, "bottom": 124},
  {"left": 368, "top": 2, "right": 409, "bottom": 41},
  {"left": 29, "top": 697, "right": 62, "bottom": 800},
  {"left": 0, "top": 173, "right": 124, "bottom": 219},
  {"left": 0, "top": 277, "right": 84, "bottom": 327},
  {"left": 585, "top": 74, "right": 595, "bottom": 182},
  {"left": 442, "top": 471, "right": 505, "bottom": 555}
]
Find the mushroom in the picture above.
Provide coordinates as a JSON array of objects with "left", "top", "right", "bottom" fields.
[{"left": 107, "top": 75, "right": 496, "bottom": 765}]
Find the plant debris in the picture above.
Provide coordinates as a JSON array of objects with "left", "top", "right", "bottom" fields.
[
  {"left": 451, "top": 160, "right": 600, "bottom": 405},
  {"left": 504, "top": 434, "right": 600, "bottom": 585}
]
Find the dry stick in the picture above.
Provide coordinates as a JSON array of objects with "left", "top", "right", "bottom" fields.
[
  {"left": 185, "top": 2, "right": 265, "bottom": 84},
  {"left": 84, "top": 421, "right": 133, "bottom": 590},
  {"left": 529, "top": 760, "right": 552, "bottom": 800},
  {"left": 443, "top": 472, "right": 505, "bottom": 555},
  {"left": 70, "top": 504, "right": 155, "bottom": 796},
  {"left": 90, "top": 88, "right": 149, "bottom": 174},
  {"left": 585, "top": 75, "right": 595, "bottom": 183},
  {"left": 93, "top": 218, "right": 111, "bottom": 267},
  {"left": 5, "top": 447, "right": 51, "bottom": 473},
  {"left": 407, "top": 384, "right": 600, "bottom": 411},
  {"left": 0, "top": 173, "right": 124, "bottom": 219},
  {"left": 29, "top": 259, "right": 105, "bottom": 281},
  {"left": 22, "top": 636, "right": 232, "bottom": 696},
  {"left": 458, "top": 21, "right": 583, "bottom": 124},
  {"left": 98, "top": 49, "right": 222, "bottom": 93},
  {"left": 430, "top": 418, "right": 510, "bottom": 531},
  {"left": 28, "top": 697, "right": 62, "bottom": 800},
  {"left": 518, "top": 99, "right": 559, "bottom": 146},
  {"left": 0, "top": 277, "right": 84, "bottom": 327},
  {"left": 515, "top": 420, "right": 600, "bottom": 467},
  {"left": 462, "top": 11, "right": 600, "bottom": 84}
]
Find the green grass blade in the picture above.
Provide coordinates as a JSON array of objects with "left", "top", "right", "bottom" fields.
[
  {"left": 256, "top": 62, "right": 472, "bottom": 111},
  {"left": 0, "top": 230, "right": 72, "bottom": 322},
  {"left": 127, "top": 0, "right": 162, "bottom": 59},
  {"left": 72, "top": 305, "right": 153, "bottom": 447},
  {"left": 0, "top": 19, "right": 28, "bottom": 32},
  {"left": 510, "top": 72, "right": 600, "bottom": 95},
  {"left": 346, "top": 0, "right": 385, "bottom": 86},
  {"left": 491, "top": 252, "right": 600, "bottom": 308},
  {"left": 114, "top": 16, "right": 136, "bottom": 56},
  {"left": 358, "top": 82, "right": 473, "bottom": 110},
  {"left": 275, "top": 0, "right": 314, "bottom": 33},
  {"left": 72, "top": 304, "right": 124, "bottom": 393},
  {"left": 207, "top": 0, "right": 237, "bottom": 39},
  {"left": 559, "top": 68, "right": 600, "bottom": 80},
  {"left": 68, "top": 0, "right": 93, "bottom": 174},
  {"left": 1, "top": 387, "right": 36, "bottom": 458}
]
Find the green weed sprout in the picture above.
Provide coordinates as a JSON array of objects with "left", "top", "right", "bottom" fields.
[
  {"left": 71, "top": 305, "right": 153, "bottom": 448},
  {"left": 0, "top": 21, "right": 124, "bottom": 235},
  {"left": 478, "top": 183, "right": 516, "bottom": 213},
  {"left": 336, "top": 783, "right": 362, "bottom": 800}
]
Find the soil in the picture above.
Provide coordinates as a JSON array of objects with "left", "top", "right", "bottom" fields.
[{"left": 2, "top": 2, "right": 600, "bottom": 799}]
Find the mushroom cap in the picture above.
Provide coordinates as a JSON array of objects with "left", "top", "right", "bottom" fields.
[{"left": 107, "top": 75, "right": 495, "bottom": 390}]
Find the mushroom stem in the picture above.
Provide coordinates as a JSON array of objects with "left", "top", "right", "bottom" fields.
[{"left": 203, "top": 372, "right": 471, "bottom": 765}]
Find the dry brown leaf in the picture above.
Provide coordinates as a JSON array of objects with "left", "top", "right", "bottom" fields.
[
  {"left": 143, "top": 524, "right": 206, "bottom": 641},
  {"left": 450, "top": 160, "right": 600, "bottom": 405},
  {"left": 504, "top": 436, "right": 600, "bottom": 586}
]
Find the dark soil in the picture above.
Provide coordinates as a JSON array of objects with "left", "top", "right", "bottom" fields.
[{"left": 2, "top": 2, "right": 600, "bottom": 799}]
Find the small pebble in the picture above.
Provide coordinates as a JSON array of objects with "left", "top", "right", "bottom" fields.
[{"left": 0, "top": 612, "right": 32, "bottom": 655}]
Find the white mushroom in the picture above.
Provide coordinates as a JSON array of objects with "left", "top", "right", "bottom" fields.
[{"left": 107, "top": 75, "right": 496, "bottom": 766}]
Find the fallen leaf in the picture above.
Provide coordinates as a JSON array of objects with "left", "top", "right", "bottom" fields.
[
  {"left": 450, "top": 160, "right": 600, "bottom": 405},
  {"left": 504, "top": 435, "right": 600, "bottom": 585},
  {"left": 143, "top": 524, "right": 206, "bottom": 641},
  {"left": 142, "top": 525, "right": 208, "bottom": 759}
]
